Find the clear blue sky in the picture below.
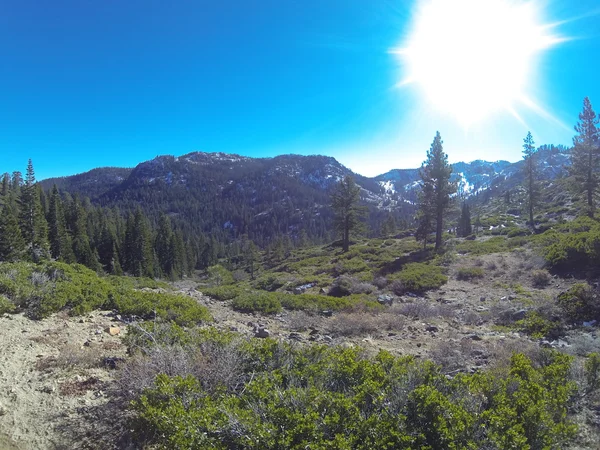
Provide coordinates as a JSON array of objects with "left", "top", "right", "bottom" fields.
[{"left": 1, "top": 0, "right": 599, "bottom": 179}]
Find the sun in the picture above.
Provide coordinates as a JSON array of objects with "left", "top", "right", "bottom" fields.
[{"left": 392, "top": 0, "right": 564, "bottom": 126}]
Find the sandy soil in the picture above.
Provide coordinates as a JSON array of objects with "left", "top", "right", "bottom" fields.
[{"left": 0, "top": 311, "right": 127, "bottom": 450}]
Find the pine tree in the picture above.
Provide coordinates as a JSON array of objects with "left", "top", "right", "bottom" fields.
[
  {"left": 417, "top": 132, "right": 456, "bottom": 250},
  {"left": 47, "top": 186, "right": 75, "bottom": 262},
  {"left": 0, "top": 203, "right": 25, "bottom": 261},
  {"left": 570, "top": 97, "right": 600, "bottom": 218},
  {"left": 331, "top": 175, "right": 365, "bottom": 252},
  {"left": 155, "top": 213, "right": 175, "bottom": 278},
  {"left": 18, "top": 160, "right": 49, "bottom": 261},
  {"left": 415, "top": 180, "right": 434, "bottom": 250},
  {"left": 457, "top": 202, "right": 472, "bottom": 237},
  {"left": 380, "top": 214, "right": 396, "bottom": 237},
  {"left": 71, "top": 196, "right": 100, "bottom": 270},
  {"left": 522, "top": 131, "right": 539, "bottom": 228}
]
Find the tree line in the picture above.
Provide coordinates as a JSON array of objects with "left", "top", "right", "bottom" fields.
[{"left": 0, "top": 161, "right": 223, "bottom": 278}]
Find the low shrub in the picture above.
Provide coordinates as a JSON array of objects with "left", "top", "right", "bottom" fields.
[
  {"left": 328, "top": 275, "right": 374, "bottom": 297},
  {"left": 0, "top": 294, "right": 15, "bottom": 314},
  {"left": 232, "top": 292, "right": 282, "bottom": 314},
  {"left": 202, "top": 285, "right": 242, "bottom": 301},
  {"left": 131, "top": 338, "right": 578, "bottom": 450},
  {"left": 531, "top": 270, "right": 551, "bottom": 288},
  {"left": 514, "top": 311, "right": 563, "bottom": 339},
  {"left": 456, "top": 267, "right": 485, "bottom": 281},
  {"left": 388, "top": 263, "right": 447, "bottom": 294},
  {"left": 557, "top": 283, "right": 599, "bottom": 323},
  {"left": 455, "top": 236, "right": 507, "bottom": 255}
]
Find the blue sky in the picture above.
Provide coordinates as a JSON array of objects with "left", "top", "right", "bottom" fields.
[{"left": 1, "top": 0, "right": 599, "bottom": 179}]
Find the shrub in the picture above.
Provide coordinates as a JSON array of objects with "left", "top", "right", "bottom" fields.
[
  {"left": 0, "top": 294, "right": 15, "bottom": 314},
  {"left": 388, "top": 263, "right": 447, "bottom": 294},
  {"left": 131, "top": 338, "right": 578, "bottom": 450},
  {"left": 232, "top": 292, "right": 282, "bottom": 314},
  {"left": 543, "top": 221, "right": 600, "bottom": 272},
  {"left": 328, "top": 275, "right": 374, "bottom": 297},
  {"left": 455, "top": 236, "right": 507, "bottom": 255},
  {"left": 202, "top": 285, "right": 242, "bottom": 301},
  {"left": 531, "top": 270, "right": 551, "bottom": 288},
  {"left": 456, "top": 267, "right": 485, "bottom": 281},
  {"left": 114, "top": 291, "right": 212, "bottom": 326},
  {"left": 557, "top": 283, "right": 599, "bottom": 323},
  {"left": 514, "top": 311, "right": 563, "bottom": 339},
  {"left": 207, "top": 265, "right": 234, "bottom": 286},
  {"left": 585, "top": 353, "right": 600, "bottom": 393}
]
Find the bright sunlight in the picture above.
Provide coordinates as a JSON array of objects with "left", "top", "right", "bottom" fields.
[{"left": 392, "top": 0, "right": 565, "bottom": 126}]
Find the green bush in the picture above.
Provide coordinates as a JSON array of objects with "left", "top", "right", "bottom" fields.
[
  {"left": 132, "top": 338, "right": 577, "bottom": 450},
  {"left": 456, "top": 267, "right": 485, "bottom": 281},
  {"left": 207, "top": 265, "right": 234, "bottom": 286},
  {"left": 455, "top": 236, "right": 507, "bottom": 255},
  {"left": 388, "top": 263, "right": 447, "bottom": 294},
  {"left": 514, "top": 311, "right": 562, "bottom": 339},
  {"left": 114, "top": 291, "right": 212, "bottom": 326},
  {"left": 557, "top": 283, "right": 599, "bottom": 323},
  {"left": 0, "top": 295, "right": 15, "bottom": 314},
  {"left": 202, "top": 285, "right": 242, "bottom": 301},
  {"left": 232, "top": 292, "right": 282, "bottom": 314}
]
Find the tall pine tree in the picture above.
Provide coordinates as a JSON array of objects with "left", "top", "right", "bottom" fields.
[
  {"left": 522, "top": 131, "right": 539, "bottom": 228},
  {"left": 331, "top": 175, "right": 365, "bottom": 252},
  {"left": 417, "top": 132, "right": 456, "bottom": 250},
  {"left": 570, "top": 97, "right": 600, "bottom": 218},
  {"left": 47, "top": 186, "right": 75, "bottom": 262},
  {"left": 18, "top": 160, "right": 49, "bottom": 261}
]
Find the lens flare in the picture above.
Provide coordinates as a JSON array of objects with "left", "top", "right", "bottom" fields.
[{"left": 392, "top": 0, "right": 566, "bottom": 126}]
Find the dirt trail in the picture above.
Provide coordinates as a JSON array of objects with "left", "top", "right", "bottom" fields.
[{"left": 0, "top": 311, "right": 126, "bottom": 450}]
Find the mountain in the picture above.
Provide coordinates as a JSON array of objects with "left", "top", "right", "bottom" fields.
[{"left": 40, "top": 147, "right": 572, "bottom": 245}]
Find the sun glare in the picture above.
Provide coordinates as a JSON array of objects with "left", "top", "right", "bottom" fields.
[{"left": 392, "top": 0, "right": 564, "bottom": 126}]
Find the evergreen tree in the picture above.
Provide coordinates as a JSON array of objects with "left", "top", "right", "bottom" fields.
[
  {"left": 18, "top": 160, "right": 49, "bottom": 261},
  {"left": 155, "top": 213, "right": 175, "bottom": 278},
  {"left": 47, "top": 186, "right": 75, "bottom": 262},
  {"left": 522, "top": 131, "right": 539, "bottom": 228},
  {"left": 331, "top": 175, "right": 365, "bottom": 252},
  {"left": 417, "top": 132, "right": 456, "bottom": 250},
  {"left": 71, "top": 196, "right": 99, "bottom": 270},
  {"left": 0, "top": 203, "right": 25, "bottom": 261},
  {"left": 415, "top": 180, "right": 434, "bottom": 250},
  {"left": 380, "top": 214, "right": 396, "bottom": 237},
  {"left": 457, "top": 202, "right": 472, "bottom": 237},
  {"left": 570, "top": 97, "right": 600, "bottom": 218}
]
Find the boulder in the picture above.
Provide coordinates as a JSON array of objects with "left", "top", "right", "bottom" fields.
[
  {"left": 255, "top": 328, "right": 270, "bottom": 338},
  {"left": 107, "top": 326, "right": 121, "bottom": 336}
]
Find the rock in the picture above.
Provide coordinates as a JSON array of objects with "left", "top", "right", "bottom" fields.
[
  {"left": 508, "top": 295, "right": 517, "bottom": 301},
  {"left": 322, "top": 335, "right": 333, "bottom": 343},
  {"left": 540, "top": 340, "right": 552, "bottom": 348},
  {"left": 475, "top": 306, "right": 489, "bottom": 312},
  {"left": 288, "top": 332, "right": 303, "bottom": 341},
  {"left": 104, "top": 356, "right": 125, "bottom": 369},
  {"left": 465, "top": 333, "right": 482, "bottom": 341},
  {"left": 500, "top": 296, "right": 508, "bottom": 301},
  {"left": 512, "top": 309, "right": 528, "bottom": 321},
  {"left": 583, "top": 320, "right": 598, "bottom": 327},
  {"left": 40, "top": 385, "right": 55, "bottom": 394},
  {"left": 255, "top": 328, "right": 270, "bottom": 338},
  {"left": 479, "top": 296, "right": 486, "bottom": 302},
  {"left": 388, "top": 332, "right": 397, "bottom": 337},
  {"left": 319, "top": 288, "right": 327, "bottom": 294},
  {"left": 247, "top": 321, "right": 258, "bottom": 329},
  {"left": 0, "top": 404, "right": 6, "bottom": 416},
  {"left": 107, "top": 326, "right": 121, "bottom": 336},
  {"left": 425, "top": 325, "right": 439, "bottom": 333},
  {"left": 229, "top": 326, "right": 239, "bottom": 332},
  {"left": 321, "top": 310, "right": 333, "bottom": 317},
  {"left": 294, "top": 283, "right": 315, "bottom": 295},
  {"left": 377, "top": 294, "right": 394, "bottom": 306},
  {"left": 309, "top": 329, "right": 320, "bottom": 336}
]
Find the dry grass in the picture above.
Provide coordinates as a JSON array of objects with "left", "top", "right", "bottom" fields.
[
  {"left": 59, "top": 376, "right": 101, "bottom": 396},
  {"left": 36, "top": 344, "right": 101, "bottom": 371},
  {"left": 394, "top": 301, "right": 455, "bottom": 320},
  {"left": 286, "top": 310, "right": 323, "bottom": 332},
  {"left": 326, "top": 312, "right": 405, "bottom": 337}
]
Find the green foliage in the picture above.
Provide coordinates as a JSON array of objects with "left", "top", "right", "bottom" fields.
[
  {"left": 0, "top": 261, "right": 211, "bottom": 324},
  {"left": 455, "top": 266, "right": 484, "bottom": 281},
  {"left": 202, "top": 285, "right": 243, "bottom": 301},
  {"left": 585, "top": 353, "right": 600, "bottom": 393},
  {"left": 0, "top": 294, "right": 15, "bottom": 314},
  {"left": 132, "top": 337, "right": 577, "bottom": 450},
  {"left": 557, "top": 283, "right": 599, "bottom": 323},
  {"left": 388, "top": 262, "right": 447, "bottom": 294},
  {"left": 232, "top": 291, "right": 282, "bottom": 314},
  {"left": 207, "top": 264, "right": 234, "bottom": 286},
  {"left": 113, "top": 290, "right": 212, "bottom": 326},
  {"left": 514, "top": 311, "right": 562, "bottom": 339},
  {"left": 543, "top": 220, "right": 600, "bottom": 272},
  {"left": 455, "top": 236, "right": 508, "bottom": 255}
]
